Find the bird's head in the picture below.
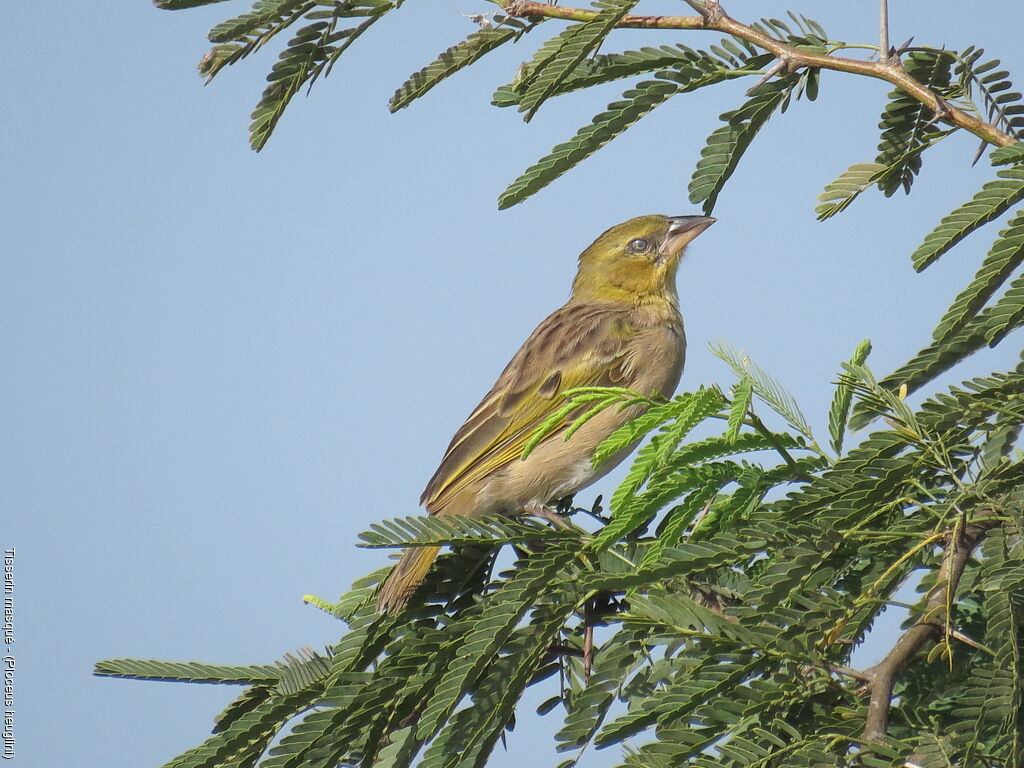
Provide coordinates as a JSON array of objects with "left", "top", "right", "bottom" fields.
[{"left": 571, "top": 214, "right": 716, "bottom": 304}]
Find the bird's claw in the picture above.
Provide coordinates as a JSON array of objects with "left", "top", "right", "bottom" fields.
[{"left": 525, "top": 501, "right": 573, "bottom": 529}]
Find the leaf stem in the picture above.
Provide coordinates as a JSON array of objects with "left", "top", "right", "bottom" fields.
[
  {"left": 746, "top": 411, "right": 812, "bottom": 480},
  {"left": 827, "top": 43, "right": 880, "bottom": 54}
]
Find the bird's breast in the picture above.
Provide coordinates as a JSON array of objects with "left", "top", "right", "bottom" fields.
[
  {"left": 618, "top": 315, "right": 686, "bottom": 399},
  {"left": 471, "top": 317, "right": 686, "bottom": 515}
]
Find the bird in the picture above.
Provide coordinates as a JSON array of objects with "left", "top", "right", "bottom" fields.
[{"left": 377, "top": 214, "right": 716, "bottom": 612}]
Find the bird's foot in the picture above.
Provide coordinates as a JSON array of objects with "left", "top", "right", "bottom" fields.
[{"left": 524, "top": 500, "right": 573, "bottom": 530}]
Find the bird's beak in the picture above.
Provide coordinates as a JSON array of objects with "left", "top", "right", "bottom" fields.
[{"left": 660, "top": 215, "right": 717, "bottom": 261}]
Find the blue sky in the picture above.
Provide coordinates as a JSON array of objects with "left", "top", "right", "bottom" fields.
[{"left": 3, "top": 1, "right": 1023, "bottom": 766}]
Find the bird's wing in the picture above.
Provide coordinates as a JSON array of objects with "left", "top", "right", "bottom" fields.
[{"left": 421, "top": 302, "right": 635, "bottom": 512}]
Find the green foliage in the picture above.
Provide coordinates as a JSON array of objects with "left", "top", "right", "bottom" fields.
[
  {"left": 725, "top": 376, "right": 753, "bottom": 442},
  {"left": 686, "top": 15, "right": 832, "bottom": 215},
  {"left": 498, "top": 43, "right": 773, "bottom": 209},
  {"left": 491, "top": 43, "right": 719, "bottom": 106},
  {"left": 992, "top": 142, "right": 1024, "bottom": 165},
  {"left": 597, "top": 387, "right": 728, "bottom": 545},
  {"left": 688, "top": 74, "right": 802, "bottom": 214},
  {"left": 875, "top": 50, "right": 955, "bottom": 196},
  {"left": 94, "top": 658, "right": 282, "bottom": 685},
  {"left": 815, "top": 162, "right": 886, "bottom": 221},
  {"left": 176, "top": 0, "right": 405, "bottom": 150},
  {"left": 119, "top": 4, "right": 1024, "bottom": 767},
  {"left": 108, "top": 353, "right": 1024, "bottom": 766},
  {"left": 520, "top": 386, "right": 658, "bottom": 460},
  {"left": 874, "top": 212, "right": 1024, "bottom": 403},
  {"left": 356, "top": 512, "right": 574, "bottom": 548},
  {"left": 250, "top": 2, "right": 399, "bottom": 151},
  {"left": 952, "top": 46, "right": 1024, "bottom": 146},
  {"left": 102, "top": 356, "right": 1024, "bottom": 763},
  {"left": 389, "top": 17, "right": 532, "bottom": 113},
  {"left": 711, "top": 341, "right": 816, "bottom": 441},
  {"left": 515, "top": 0, "right": 639, "bottom": 121},
  {"left": 273, "top": 649, "right": 333, "bottom": 695},
  {"left": 911, "top": 166, "right": 1024, "bottom": 271},
  {"left": 156, "top": 0, "right": 231, "bottom": 8},
  {"left": 932, "top": 211, "right": 1024, "bottom": 341},
  {"left": 828, "top": 339, "right": 871, "bottom": 455}
]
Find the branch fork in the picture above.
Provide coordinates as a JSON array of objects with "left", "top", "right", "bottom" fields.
[
  {"left": 925, "top": 96, "right": 954, "bottom": 128},
  {"left": 682, "top": 0, "right": 723, "bottom": 25},
  {"left": 859, "top": 516, "right": 999, "bottom": 743}
]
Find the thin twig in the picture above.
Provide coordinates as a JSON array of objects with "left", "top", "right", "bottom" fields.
[
  {"left": 583, "top": 599, "right": 595, "bottom": 682},
  {"left": 949, "top": 628, "right": 996, "bottom": 655},
  {"left": 884, "top": 601, "right": 996, "bottom": 655},
  {"left": 686, "top": 497, "right": 716, "bottom": 536},
  {"left": 548, "top": 643, "right": 585, "bottom": 658},
  {"left": 499, "top": 0, "right": 1017, "bottom": 149},
  {"left": 747, "top": 411, "right": 811, "bottom": 480},
  {"left": 827, "top": 663, "right": 874, "bottom": 684}
]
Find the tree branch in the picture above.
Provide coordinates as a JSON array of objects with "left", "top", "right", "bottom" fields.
[
  {"left": 860, "top": 515, "right": 1000, "bottom": 743},
  {"left": 827, "top": 663, "right": 874, "bottom": 684},
  {"left": 499, "top": 0, "right": 1017, "bottom": 149}
]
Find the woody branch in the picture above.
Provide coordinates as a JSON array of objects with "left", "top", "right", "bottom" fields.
[{"left": 499, "top": 0, "right": 1017, "bottom": 149}]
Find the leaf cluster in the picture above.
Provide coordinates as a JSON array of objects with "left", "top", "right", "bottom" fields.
[{"left": 98, "top": 351, "right": 1024, "bottom": 766}]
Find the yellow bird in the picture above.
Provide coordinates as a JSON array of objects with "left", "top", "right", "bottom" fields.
[{"left": 377, "top": 214, "right": 715, "bottom": 611}]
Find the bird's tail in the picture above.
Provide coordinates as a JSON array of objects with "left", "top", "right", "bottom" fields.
[{"left": 377, "top": 545, "right": 440, "bottom": 613}]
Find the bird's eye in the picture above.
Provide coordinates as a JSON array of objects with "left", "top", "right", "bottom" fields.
[{"left": 627, "top": 238, "right": 650, "bottom": 253}]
